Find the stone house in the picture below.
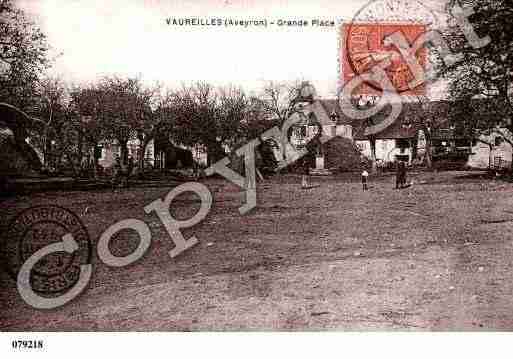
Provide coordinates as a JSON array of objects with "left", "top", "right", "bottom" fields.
[
  {"left": 467, "top": 129, "right": 513, "bottom": 170},
  {"left": 287, "top": 99, "right": 353, "bottom": 172}
]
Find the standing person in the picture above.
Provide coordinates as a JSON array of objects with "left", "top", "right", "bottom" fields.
[
  {"left": 301, "top": 155, "right": 310, "bottom": 189},
  {"left": 401, "top": 160, "right": 408, "bottom": 188},
  {"left": 126, "top": 156, "right": 134, "bottom": 188},
  {"left": 361, "top": 168, "right": 369, "bottom": 191},
  {"left": 396, "top": 160, "right": 406, "bottom": 189}
]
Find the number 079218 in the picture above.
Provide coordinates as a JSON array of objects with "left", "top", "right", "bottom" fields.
[{"left": 11, "top": 340, "right": 44, "bottom": 349}]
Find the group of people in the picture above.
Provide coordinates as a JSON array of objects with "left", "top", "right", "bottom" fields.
[{"left": 361, "top": 160, "right": 409, "bottom": 191}]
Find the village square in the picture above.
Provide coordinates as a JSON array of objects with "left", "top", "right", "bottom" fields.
[{"left": 1, "top": 0, "right": 513, "bottom": 332}]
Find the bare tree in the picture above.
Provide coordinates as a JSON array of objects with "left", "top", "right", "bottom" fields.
[
  {"left": 167, "top": 82, "right": 249, "bottom": 166},
  {"left": 131, "top": 83, "right": 186, "bottom": 171},
  {"left": 30, "top": 76, "right": 68, "bottom": 169},
  {"left": 94, "top": 76, "right": 151, "bottom": 167},
  {"left": 69, "top": 84, "right": 111, "bottom": 178},
  {"left": 255, "top": 80, "right": 317, "bottom": 162}
]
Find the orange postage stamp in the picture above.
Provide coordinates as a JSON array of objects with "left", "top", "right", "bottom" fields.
[{"left": 341, "top": 23, "right": 428, "bottom": 96}]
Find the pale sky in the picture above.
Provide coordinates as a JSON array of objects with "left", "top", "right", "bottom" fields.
[{"left": 18, "top": 0, "right": 448, "bottom": 98}]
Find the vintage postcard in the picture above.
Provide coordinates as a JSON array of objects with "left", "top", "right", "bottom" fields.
[{"left": 0, "top": 0, "right": 511, "bottom": 357}]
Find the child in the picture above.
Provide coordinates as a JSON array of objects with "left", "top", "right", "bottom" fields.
[
  {"left": 361, "top": 169, "right": 369, "bottom": 191},
  {"left": 301, "top": 155, "right": 310, "bottom": 189}
]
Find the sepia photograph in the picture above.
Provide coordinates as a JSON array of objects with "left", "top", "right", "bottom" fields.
[{"left": 0, "top": 0, "right": 512, "bottom": 356}]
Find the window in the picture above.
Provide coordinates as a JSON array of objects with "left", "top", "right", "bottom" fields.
[
  {"left": 396, "top": 139, "right": 410, "bottom": 149},
  {"left": 294, "top": 126, "right": 306, "bottom": 138}
]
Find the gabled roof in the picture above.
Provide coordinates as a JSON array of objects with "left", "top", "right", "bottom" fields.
[
  {"left": 299, "top": 99, "right": 353, "bottom": 127},
  {"left": 351, "top": 100, "right": 455, "bottom": 140}
]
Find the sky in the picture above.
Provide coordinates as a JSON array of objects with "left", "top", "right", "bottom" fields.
[{"left": 18, "top": 0, "right": 448, "bottom": 98}]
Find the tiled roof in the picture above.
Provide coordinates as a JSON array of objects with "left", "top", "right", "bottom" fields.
[{"left": 351, "top": 100, "right": 454, "bottom": 140}]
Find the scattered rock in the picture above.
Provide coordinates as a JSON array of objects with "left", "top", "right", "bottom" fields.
[
  {"left": 478, "top": 266, "right": 485, "bottom": 272},
  {"left": 206, "top": 242, "right": 214, "bottom": 247},
  {"left": 354, "top": 251, "right": 361, "bottom": 257},
  {"left": 449, "top": 286, "right": 455, "bottom": 291},
  {"left": 311, "top": 311, "right": 330, "bottom": 316}
]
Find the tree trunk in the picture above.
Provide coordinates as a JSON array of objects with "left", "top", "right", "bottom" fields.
[
  {"left": 488, "top": 144, "right": 493, "bottom": 171},
  {"left": 424, "top": 135, "right": 433, "bottom": 169},
  {"left": 77, "top": 134, "right": 83, "bottom": 174},
  {"left": 138, "top": 137, "right": 151, "bottom": 171},
  {"left": 119, "top": 139, "right": 129, "bottom": 169},
  {"left": 91, "top": 144, "right": 98, "bottom": 180},
  {"left": 65, "top": 152, "right": 79, "bottom": 178},
  {"left": 43, "top": 136, "right": 50, "bottom": 169},
  {"left": 369, "top": 137, "right": 377, "bottom": 174}
]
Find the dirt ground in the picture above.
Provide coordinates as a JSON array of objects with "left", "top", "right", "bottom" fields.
[{"left": 2, "top": 170, "right": 513, "bottom": 331}]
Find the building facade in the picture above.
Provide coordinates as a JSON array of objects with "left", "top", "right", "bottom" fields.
[{"left": 467, "top": 129, "right": 513, "bottom": 170}]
